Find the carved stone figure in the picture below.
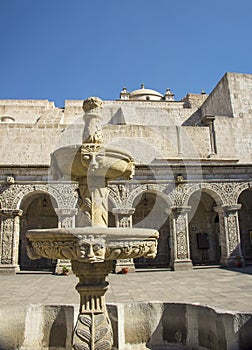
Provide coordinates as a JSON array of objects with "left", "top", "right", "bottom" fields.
[{"left": 77, "top": 235, "right": 106, "bottom": 263}]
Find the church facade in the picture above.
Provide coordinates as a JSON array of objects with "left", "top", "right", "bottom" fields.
[{"left": 0, "top": 72, "right": 252, "bottom": 274}]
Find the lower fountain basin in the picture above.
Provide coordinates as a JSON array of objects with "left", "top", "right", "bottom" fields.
[{"left": 26, "top": 227, "right": 159, "bottom": 263}]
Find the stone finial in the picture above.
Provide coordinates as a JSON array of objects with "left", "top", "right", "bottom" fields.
[{"left": 83, "top": 97, "right": 103, "bottom": 113}]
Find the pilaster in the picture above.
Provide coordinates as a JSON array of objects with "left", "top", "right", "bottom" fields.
[
  {"left": 169, "top": 206, "right": 193, "bottom": 271},
  {"left": 112, "top": 208, "right": 135, "bottom": 273},
  {"left": 55, "top": 208, "right": 78, "bottom": 274},
  {"left": 214, "top": 204, "right": 243, "bottom": 267},
  {"left": 55, "top": 208, "right": 78, "bottom": 228},
  {"left": 0, "top": 209, "right": 23, "bottom": 274}
]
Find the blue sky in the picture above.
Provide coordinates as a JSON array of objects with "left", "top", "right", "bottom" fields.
[{"left": 0, "top": 0, "right": 251, "bottom": 107}]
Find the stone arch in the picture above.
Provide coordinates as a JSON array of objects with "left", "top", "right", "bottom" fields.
[
  {"left": 187, "top": 188, "right": 220, "bottom": 265},
  {"left": 19, "top": 189, "right": 59, "bottom": 212},
  {"left": 9, "top": 183, "right": 77, "bottom": 210},
  {"left": 234, "top": 182, "right": 252, "bottom": 204},
  {"left": 132, "top": 188, "right": 171, "bottom": 268},
  {"left": 238, "top": 187, "right": 252, "bottom": 263},
  {"left": 19, "top": 190, "right": 59, "bottom": 271},
  {"left": 108, "top": 191, "right": 119, "bottom": 209},
  {"left": 182, "top": 183, "right": 224, "bottom": 208},
  {"left": 125, "top": 183, "right": 171, "bottom": 209}
]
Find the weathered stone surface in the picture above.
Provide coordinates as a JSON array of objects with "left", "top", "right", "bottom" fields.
[{"left": 0, "top": 302, "right": 251, "bottom": 349}]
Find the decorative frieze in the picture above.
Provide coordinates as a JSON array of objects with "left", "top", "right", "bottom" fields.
[
  {"left": 0, "top": 183, "right": 78, "bottom": 210},
  {"left": 27, "top": 236, "right": 158, "bottom": 262}
]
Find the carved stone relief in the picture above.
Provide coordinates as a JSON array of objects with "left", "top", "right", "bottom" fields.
[
  {"left": 0, "top": 209, "right": 22, "bottom": 265},
  {"left": 0, "top": 183, "right": 78, "bottom": 210},
  {"left": 176, "top": 215, "right": 189, "bottom": 260}
]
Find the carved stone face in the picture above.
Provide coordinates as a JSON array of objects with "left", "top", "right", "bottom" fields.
[{"left": 77, "top": 235, "right": 106, "bottom": 263}]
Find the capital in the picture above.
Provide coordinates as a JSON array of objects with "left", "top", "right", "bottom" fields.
[{"left": 0, "top": 209, "right": 23, "bottom": 217}]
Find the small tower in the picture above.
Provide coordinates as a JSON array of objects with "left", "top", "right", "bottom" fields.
[
  {"left": 120, "top": 87, "right": 130, "bottom": 100},
  {"left": 163, "top": 88, "right": 175, "bottom": 101}
]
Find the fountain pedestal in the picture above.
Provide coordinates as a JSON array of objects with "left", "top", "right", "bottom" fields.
[{"left": 72, "top": 261, "right": 113, "bottom": 350}]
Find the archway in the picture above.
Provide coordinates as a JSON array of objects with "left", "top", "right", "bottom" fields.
[
  {"left": 238, "top": 189, "right": 252, "bottom": 264},
  {"left": 19, "top": 192, "right": 58, "bottom": 271},
  {"left": 188, "top": 190, "right": 220, "bottom": 265},
  {"left": 132, "top": 192, "right": 170, "bottom": 268}
]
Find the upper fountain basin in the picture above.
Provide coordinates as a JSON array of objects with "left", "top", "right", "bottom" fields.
[{"left": 51, "top": 144, "right": 134, "bottom": 181}]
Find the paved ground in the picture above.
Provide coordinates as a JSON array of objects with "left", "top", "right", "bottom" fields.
[{"left": 1, "top": 266, "right": 252, "bottom": 313}]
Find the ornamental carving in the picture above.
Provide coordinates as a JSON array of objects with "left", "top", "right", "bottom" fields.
[
  {"left": 1, "top": 218, "right": 14, "bottom": 264},
  {"left": 0, "top": 183, "right": 78, "bottom": 210},
  {"left": 73, "top": 312, "right": 113, "bottom": 350},
  {"left": 226, "top": 214, "right": 239, "bottom": 256},
  {"left": 27, "top": 237, "right": 158, "bottom": 262},
  {"left": 125, "top": 183, "right": 169, "bottom": 208},
  {"left": 168, "top": 182, "right": 244, "bottom": 208},
  {"left": 77, "top": 235, "right": 106, "bottom": 263},
  {"left": 233, "top": 182, "right": 252, "bottom": 203},
  {"left": 118, "top": 216, "right": 131, "bottom": 228},
  {"left": 108, "top": 184, "right": 130, "bottom": 207},
  {"left": 175, "top": 215, "right": 188, "bottom": 260},
  {"left": 105, "top": 240, "right": 157, "bottom": 260},
  {"left": 83, "top": 97, "right": 103, "bottom": 113}
]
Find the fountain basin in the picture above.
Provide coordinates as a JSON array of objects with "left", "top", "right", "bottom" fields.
[
  {"left": 52, "top": 145, "right": 135, "bottom": 181},
  {"left": 26, "top": 227, "right": 159, "bottom": 263}
]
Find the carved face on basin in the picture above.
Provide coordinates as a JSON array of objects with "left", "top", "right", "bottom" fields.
[
  {"left": 77, "top": 235, "right": 106, "bottom": 263},
  {"left": 81, "top": 144, "right": 105, "bottom": 173}
]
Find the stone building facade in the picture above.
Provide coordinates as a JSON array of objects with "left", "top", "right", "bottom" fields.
[{"left": 0, "top": 72, "right": 252, "bottom": 274}]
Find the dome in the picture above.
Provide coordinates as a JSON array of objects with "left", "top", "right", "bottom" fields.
[{"left": 129, "top": 84, "right": 163, "bottom": 101}]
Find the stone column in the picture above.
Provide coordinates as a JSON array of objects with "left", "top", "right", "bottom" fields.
[
  {"left": 55, "top": 208, "right": 78, "bottom": 274},
  {"left": 55, "top": 208, "right": 78, "bottom": 229},
  {"left": 0, "top": 209, "right": 23, "bottom": 274},
  {"left": 214, "top": 204, "right": 243, "bottom": 267},
  {"left": 169, "top": 206, "right": 193, "bottom": 271},
  {"left": 202, "top": 115, "right": 217, "bottom": 156},
  {"left": 112, "top": 208, "right": 136, "bottom": 273}
]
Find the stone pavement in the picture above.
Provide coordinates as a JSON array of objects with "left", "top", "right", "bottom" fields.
[{"left": 0, "top": 266, "right": 252, "bottom": 313}]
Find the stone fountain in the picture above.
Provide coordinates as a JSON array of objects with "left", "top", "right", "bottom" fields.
[{"left": 26, "top": 97, "right": 159, "bottom": 350}]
